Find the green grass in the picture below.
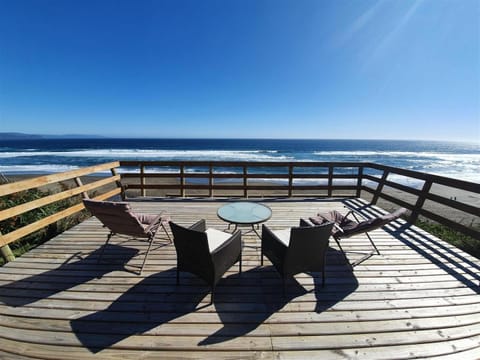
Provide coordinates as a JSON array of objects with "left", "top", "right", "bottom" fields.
[
  {"left": 415, "top": 219, "right": 480, "bottom": 259},
  {"left": 0, "top": 187, "right": 90, "bottom": 266}
]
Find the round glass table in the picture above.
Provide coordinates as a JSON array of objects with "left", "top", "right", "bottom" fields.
[{"left": 217, "top": 201, "right": 272, "bottom": 238}]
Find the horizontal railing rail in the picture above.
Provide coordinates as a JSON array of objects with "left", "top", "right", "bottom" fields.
[
  {"left": 118, "top": 160, "right": 479, "bottom": 240},
  {"left": 0, "top": 161, "right": 123, "bottom": 261},
  {"left": 119, "top": 160, "right": 364, "bottom": 198},
  {"left": 0, "top": 160, "right": 478, "bottom": 265},
  {"left": 361, "top": 163, "right": 480, "bottom": 240}
]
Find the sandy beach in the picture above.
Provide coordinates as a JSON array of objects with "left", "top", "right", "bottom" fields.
[{"left": 2, "top": 173, "right": 479, "bottom": 227}]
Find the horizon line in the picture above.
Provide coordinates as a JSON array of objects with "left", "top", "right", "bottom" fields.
[{"left": 1, "top": 132, "right": 477, "bottom": 145}]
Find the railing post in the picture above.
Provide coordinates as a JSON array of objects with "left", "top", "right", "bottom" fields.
[
  {"left": 372, "top": 169, "right": 389, "bottom": 205},
  {"left": 356, "top": 166, "right": 363, "bottom": 198},
  {"left": 410, "top": 179, "right": 432, "bottom": 223},
  {"left": 328, "top": 165, "right": 333, "bottom": 197},
  {"left": 140, "top": 164, "right": 146, "bottom": 197},
  {"left": 180, "top": 165, "right": 185, "bottom": 198},
  {"left": 74, "top": 177, "right": 89, "bottom": 199},
  {"left": 243, "top": 166, "right": 247, "bottom": 198},
  {"left": 209, "top": 164, "right": 213, "bottom": 198},
  {"left": 111, "top": 167, "right": 126, "bottom": 200},
  {"left": 0, "top": 232, "right": 15, "bottom": 263},
  {"left": 288, "top": 164, "right": 293, "bottom": 197}
]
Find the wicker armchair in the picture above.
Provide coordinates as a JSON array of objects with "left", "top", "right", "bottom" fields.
[
  {"left": 261, "top": 220, "right": 334, "bottom": 293},
  {"left": 169, "top": 220, "right": 242, "bottom": 304}
]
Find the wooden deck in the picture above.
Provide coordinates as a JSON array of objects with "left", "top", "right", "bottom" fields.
[{"left": 0, "top": 198, "right": 479, "bottom": 359}]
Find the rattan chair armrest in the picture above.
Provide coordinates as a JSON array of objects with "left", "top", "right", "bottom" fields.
[{"left": 189, "top": 219, "right": 207, "bottom": 232}]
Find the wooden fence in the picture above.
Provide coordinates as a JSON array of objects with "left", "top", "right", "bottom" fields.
[
  {"left": 119, "top": 161, "right": 363, "bottom": 198},
  {"left": 0, "top": 160, "right": 478, "bottom": 264},
  {"left": 119, "top": 160, "right": 480, "bottom": 240},
  {"left": 361, "top": 163, "right": 479, "bottom": 239},
  {"left": 0, "top": 162, "right": 122, "bottom": 261}
]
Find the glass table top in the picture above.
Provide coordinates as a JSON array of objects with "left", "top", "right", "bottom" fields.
[{"left": 217, "top": 202, "right": 272, "bottom": 225}]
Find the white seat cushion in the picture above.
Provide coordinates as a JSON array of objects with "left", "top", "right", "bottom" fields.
[
  {"left": 272, "top": 228, "right": 291, "bottom": 247},
  {"left": 205, "top": 228, "right": 232, "bottom": 253}
]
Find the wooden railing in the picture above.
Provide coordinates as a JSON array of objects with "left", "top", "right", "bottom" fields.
[
  {"left": 361, "top": 163, "right": 480, "bottom": 240},
  {"left": 0, "top": 162, "right": 122, "bottom": 262},
  {"left": 0, "top": 160, "right": 478, "bottom": 264},
  {"left": 119, "top": 161, "right": 364, "bottom": 198},
  {"left": 118, "top": 160, "right": 479, "bottom": 240}
]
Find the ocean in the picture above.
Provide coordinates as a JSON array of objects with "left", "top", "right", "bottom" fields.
[{"left": 0, "top": 138, "right": 479, "bottom": 185}]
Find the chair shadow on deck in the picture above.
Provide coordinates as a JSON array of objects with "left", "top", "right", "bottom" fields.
[
  {"left": 70, "top": 247, "right": 358, "bottom": 352},
  {"left": 70, "top": 268, "right": 209, "bottom": 353},
  {"left": 0, "top": 244, "right": 138, "bottom": 307},
  {"left": 199, "top": 254, "right": 358, "bottom": 346}
]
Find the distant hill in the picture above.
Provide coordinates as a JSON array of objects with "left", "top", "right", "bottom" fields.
[
  {"left": 0, "top": 132, "right": 106, "bottom": 140},
  {"left": 0, "top": 132, "right": 43, "bottom": 140}
]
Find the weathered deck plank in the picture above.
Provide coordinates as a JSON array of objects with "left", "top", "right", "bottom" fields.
[{"left": 0, "top": 198, "right": 479, "bottom": 359}]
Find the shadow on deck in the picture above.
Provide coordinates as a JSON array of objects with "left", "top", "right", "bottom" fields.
[{"left": 0, "top": 198, "right": 479, "bottom": 359}]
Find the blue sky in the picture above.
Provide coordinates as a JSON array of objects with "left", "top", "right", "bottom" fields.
[{"left": 0, "top": 0, "right": 479, "bottom": 142}]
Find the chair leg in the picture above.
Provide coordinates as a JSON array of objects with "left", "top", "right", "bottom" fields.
[
  {"left": 98, "top": 232, "right": 114, "bottom": 264},
  {"left": 239, "top": 253, "right": 242, "bottom": 274},
  {"left": 161, "top": 223, "right": 172, "bottom": 243},
  {"left": 366, "top": 232, "right": 381, "bottom": 255},
  {"left": 140, "top": 234, "right": 155, "bottom": 274},
  {"left": 350, "top": 211, "right": 380, "bottom": 255},
  {"left": 210, "top": 286, "right": 215, "bottom": 305},
  {"left": 260, "top": 243, "right": 264, "bottom": 266},
  {"left": 334, "top": 237, "right": 352, "bottom": 269}
]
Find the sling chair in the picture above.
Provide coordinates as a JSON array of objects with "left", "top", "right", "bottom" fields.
[
  {"left": 83, "top": 199, "right": 171, "bottom": 274},
  {"left": 309, "top": 207, "right": 407, "bottom": 268}
]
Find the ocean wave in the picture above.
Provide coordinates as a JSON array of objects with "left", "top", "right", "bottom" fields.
[
  {"left": 0, "top": 149, "right": 290, "bottom": 161},
  {"left": 313, "top": 150, "right": 480, "bottom": 161},
  {"left": 0, "top": 145, "right": 478, "bottom": 184},
  {"left": 0, "top": 164, "right": 81, "bottom": 174},
  {"left": 1, "top": 165, "right": 478, "bottom": 184}
]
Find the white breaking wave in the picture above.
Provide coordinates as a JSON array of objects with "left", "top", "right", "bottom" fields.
[
  {"left": 0, "top": 149, "right": 290, "bottom": 161},
  {"left": 1, "top": 165, "right": 478, "bottom": 184},
  {"left": 313, "top": 150, "right": 480, "bottom": 161},
  {"left": 1, "top": 147, "right": 478, "bottom": 183},
  {"left": 0, "top": 164, "right": 81, "bottom": 173}
]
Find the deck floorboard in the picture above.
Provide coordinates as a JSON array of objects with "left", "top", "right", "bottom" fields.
[{"left": 0, "top": 198, "right": 479, "bottom": 359}]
